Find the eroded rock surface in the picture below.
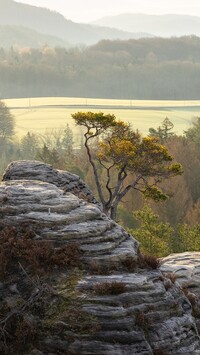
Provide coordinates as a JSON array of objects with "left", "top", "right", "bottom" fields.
[
  {"left": 161, "top": 252, "right": 200, "bottom": 294},
  {"left": 3, "top": 160, "right": 99, "bottom": 205},
  {"left": 161, "top": 252, "right": 200, "bottom": 337},
  {"left": 75, "top": 271, "right": 200, "bottom": 355},
  {"left": 0, "top": 161, "right": 200, "bottom": 354},
  {"left": 0, "top": 179, "right": 138, "bottom": 267}
]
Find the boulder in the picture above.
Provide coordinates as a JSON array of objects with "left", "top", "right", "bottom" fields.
[{"left": 3, "top": 160, "right": 99, "bottom": 206}]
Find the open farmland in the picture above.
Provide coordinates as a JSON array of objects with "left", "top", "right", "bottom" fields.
[{"left": 4, "top": 97, "right": 200, "bottom": 144}]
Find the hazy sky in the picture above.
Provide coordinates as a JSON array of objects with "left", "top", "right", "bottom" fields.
[{"left": 16, "top": 0, "right": 200, "bottom": 22}]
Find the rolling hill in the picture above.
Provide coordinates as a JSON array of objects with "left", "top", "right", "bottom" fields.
[
  {"left": 93, "top": 13, "right": 200, "bottom": 38},
  {"left": 0, "top": 0, "right": 151, "bottom": 46},
  {"left": 0, "top": 25, "right": 70, "bottom": 48}
]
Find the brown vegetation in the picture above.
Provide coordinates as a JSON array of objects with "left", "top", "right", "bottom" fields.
[
  {"left": 138, "top": 254, "right": 161, "bottom": 270},
  {"left": 93, "top": 281, "right": 126, "bottom": 295},
  {"left": 153, "top": 349, "right": 169, "bottom": 355},
  {"left": 0, "top": 226, "right": 81, "bottom": 277},
  {"left": 135, "top": 311, "right": 150, "bottom": 331},
  {"left": 121, "top": 256, "right": 137, "bottom": 272},
  {"left": 182, "top": 287, "right": 200, "bottom": 318},
  {"left": 165, "top": 272, "right": 178, "bottom": 284}
]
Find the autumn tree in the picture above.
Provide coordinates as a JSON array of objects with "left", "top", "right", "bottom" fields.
[
  {"left": 145, "top": 134, "right": 200, "bottom": 227},
  {"left": 72, "top": 112, "right": 183, "bottom": 220}
]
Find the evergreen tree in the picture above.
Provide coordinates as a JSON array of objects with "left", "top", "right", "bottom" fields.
[
  {"left": 149, "top": 117, "right": 174, "bottom": 144},
  {"left": 131, "top": 204, "right": 174, "bottom": 257}
]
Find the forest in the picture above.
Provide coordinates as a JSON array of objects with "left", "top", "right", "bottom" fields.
[
  {"left": 1, "top": 36, "right": 200, "bottom": 99},
  {"left": 1, "top": 99, "right": 200, "bottom": 258}
]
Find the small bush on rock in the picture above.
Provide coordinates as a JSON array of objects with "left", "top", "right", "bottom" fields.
[
  {"left": 138, "top": 253, "right": 161, "bottom": 270},
  {"left": 0, "top": 226, "right": 81, "bottom": 277},
  {"left": 93, "top": 281, "right": 126, "bottom": 295},
  {"left": 135, "top": 311, "right": 150, "bottom": 331}
]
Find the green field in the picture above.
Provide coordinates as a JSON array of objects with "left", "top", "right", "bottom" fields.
[{"left": 4, "top": 97, "right": 200, "bottom": 142}]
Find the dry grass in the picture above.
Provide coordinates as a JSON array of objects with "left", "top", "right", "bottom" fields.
[
  {"left": 182, "top": 287, "right": 197, "bottom": 306},
  {"left": 153, "top": 349, "right": 169, "bottom": 355},
  {"left": 0, "top": 226, "right": 81, "bottom": 277},
  {"left": 138, "top": 253, "right": 161, "bottom": 270},
  {"left": 165, "top": 272, "right": 178, "bottom": 284},
  {"left": 121, "top": 256, "right": 137, "bottom": 272},
  {"left": 135, "top": 311, "right": 150, "bottom": 330},
  {"left": 0, "top": 313, "right": 37, "bottom": 354},
  {"left": 93, "top": 281, "right": 126, "bottom": 295},
  {"left": 88, "top": 260, "right": 111, "bottom": 275},
  {"left": 181, "top": 287, "right": 200, "bottom": 318}
]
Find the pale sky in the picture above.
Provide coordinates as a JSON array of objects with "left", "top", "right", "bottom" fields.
[{"left": 16, "top": 0, "right": 200, "bottom": 23}]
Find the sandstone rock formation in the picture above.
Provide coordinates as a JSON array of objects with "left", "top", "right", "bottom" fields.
[
  {"left": 161, "top": 252, "right": 200, "bottom": 294},
  {"left": 161, "top": 252, "right": 200, "bottom": 338},
  {"left": 0, "top": 160, "right": 200, "bottom": 354},
  {"left": 3, "top": 160, "right": 99, "bottom": 205},
  {"left": 0, "top": 179, "right": 138, "bottom": 268}
]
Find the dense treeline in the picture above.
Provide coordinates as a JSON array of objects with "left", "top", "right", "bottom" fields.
[{"left": 1, "top": 36, "right": 200, "bottom": 99}]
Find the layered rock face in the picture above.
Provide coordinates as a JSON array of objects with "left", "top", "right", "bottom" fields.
[
  {"left": 1, "top": 161, "right": 200, "bottom": 354},
  {"left": 3, "top": 160, "right": 99, "bottom": 205},
  {"left": 0, "top": 179, "right": 138, "bottom": 268},
  {"left": 161, "top": 252, "right": 200, "bottom": 337},
  {"left": 161, "top": 252, "right": 200, "bottom": 294}
]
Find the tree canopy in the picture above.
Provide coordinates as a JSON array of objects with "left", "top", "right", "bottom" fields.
[
  {"left": 72, "top": 112, "right": 183, "bottom": 220},
  {"left": 2, "top": 36, "right": 200, "bottom": 99}
]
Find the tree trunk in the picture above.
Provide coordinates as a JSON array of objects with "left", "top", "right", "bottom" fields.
[{"left": 110, "top": 206, "right": 117, "bottom": 221}]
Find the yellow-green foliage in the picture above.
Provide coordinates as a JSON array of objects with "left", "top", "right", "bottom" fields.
[
  {"left": 177, "top": 223, "right": 200, "bottom": 251},
  {"left": 129, "top": 205, "right": 200, "bottom": 256},
  {"left": 130, "top": 205, "right": 174, "bottom": 257},
  {"left": 72, "top": 111, "right": 183, "bottom": 220}
]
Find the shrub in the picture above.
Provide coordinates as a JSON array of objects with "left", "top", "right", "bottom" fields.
[
  {"left": 0, "top": 226, "right": 81, "bottom": 277},
  {"left": 135, "top": 311, "right": 150, "bottom": 330},
  {"left": 93, "top": 281, "right": 126, "bottom": 295},
  {"left": 88, "top": 260, "right": 111, "bottom": 275},
  {"left": 138, "top": 253, "right": 161, "bottom": 270},
  {"left": 130, "top": 205, "right": 173, "bottom": 257},
  {"left": 165, "top": 272, "right": 178, "bottom": 284},
  {"left": 121, "top": 256, "right": 137, "bottom": 272},
  {"left": 182, "top": 287, "right": 200, "bottom": 318}
]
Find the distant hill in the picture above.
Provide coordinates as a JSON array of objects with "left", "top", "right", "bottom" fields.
[
  {"left": 0, "top": 25, "right": 70, "bottom": 48},
  {"left": 93, "top": 13, "right": 200, "bottom": 37},
  {"left": 0, "top": 0, "right": 151, "bottom": 46}
]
